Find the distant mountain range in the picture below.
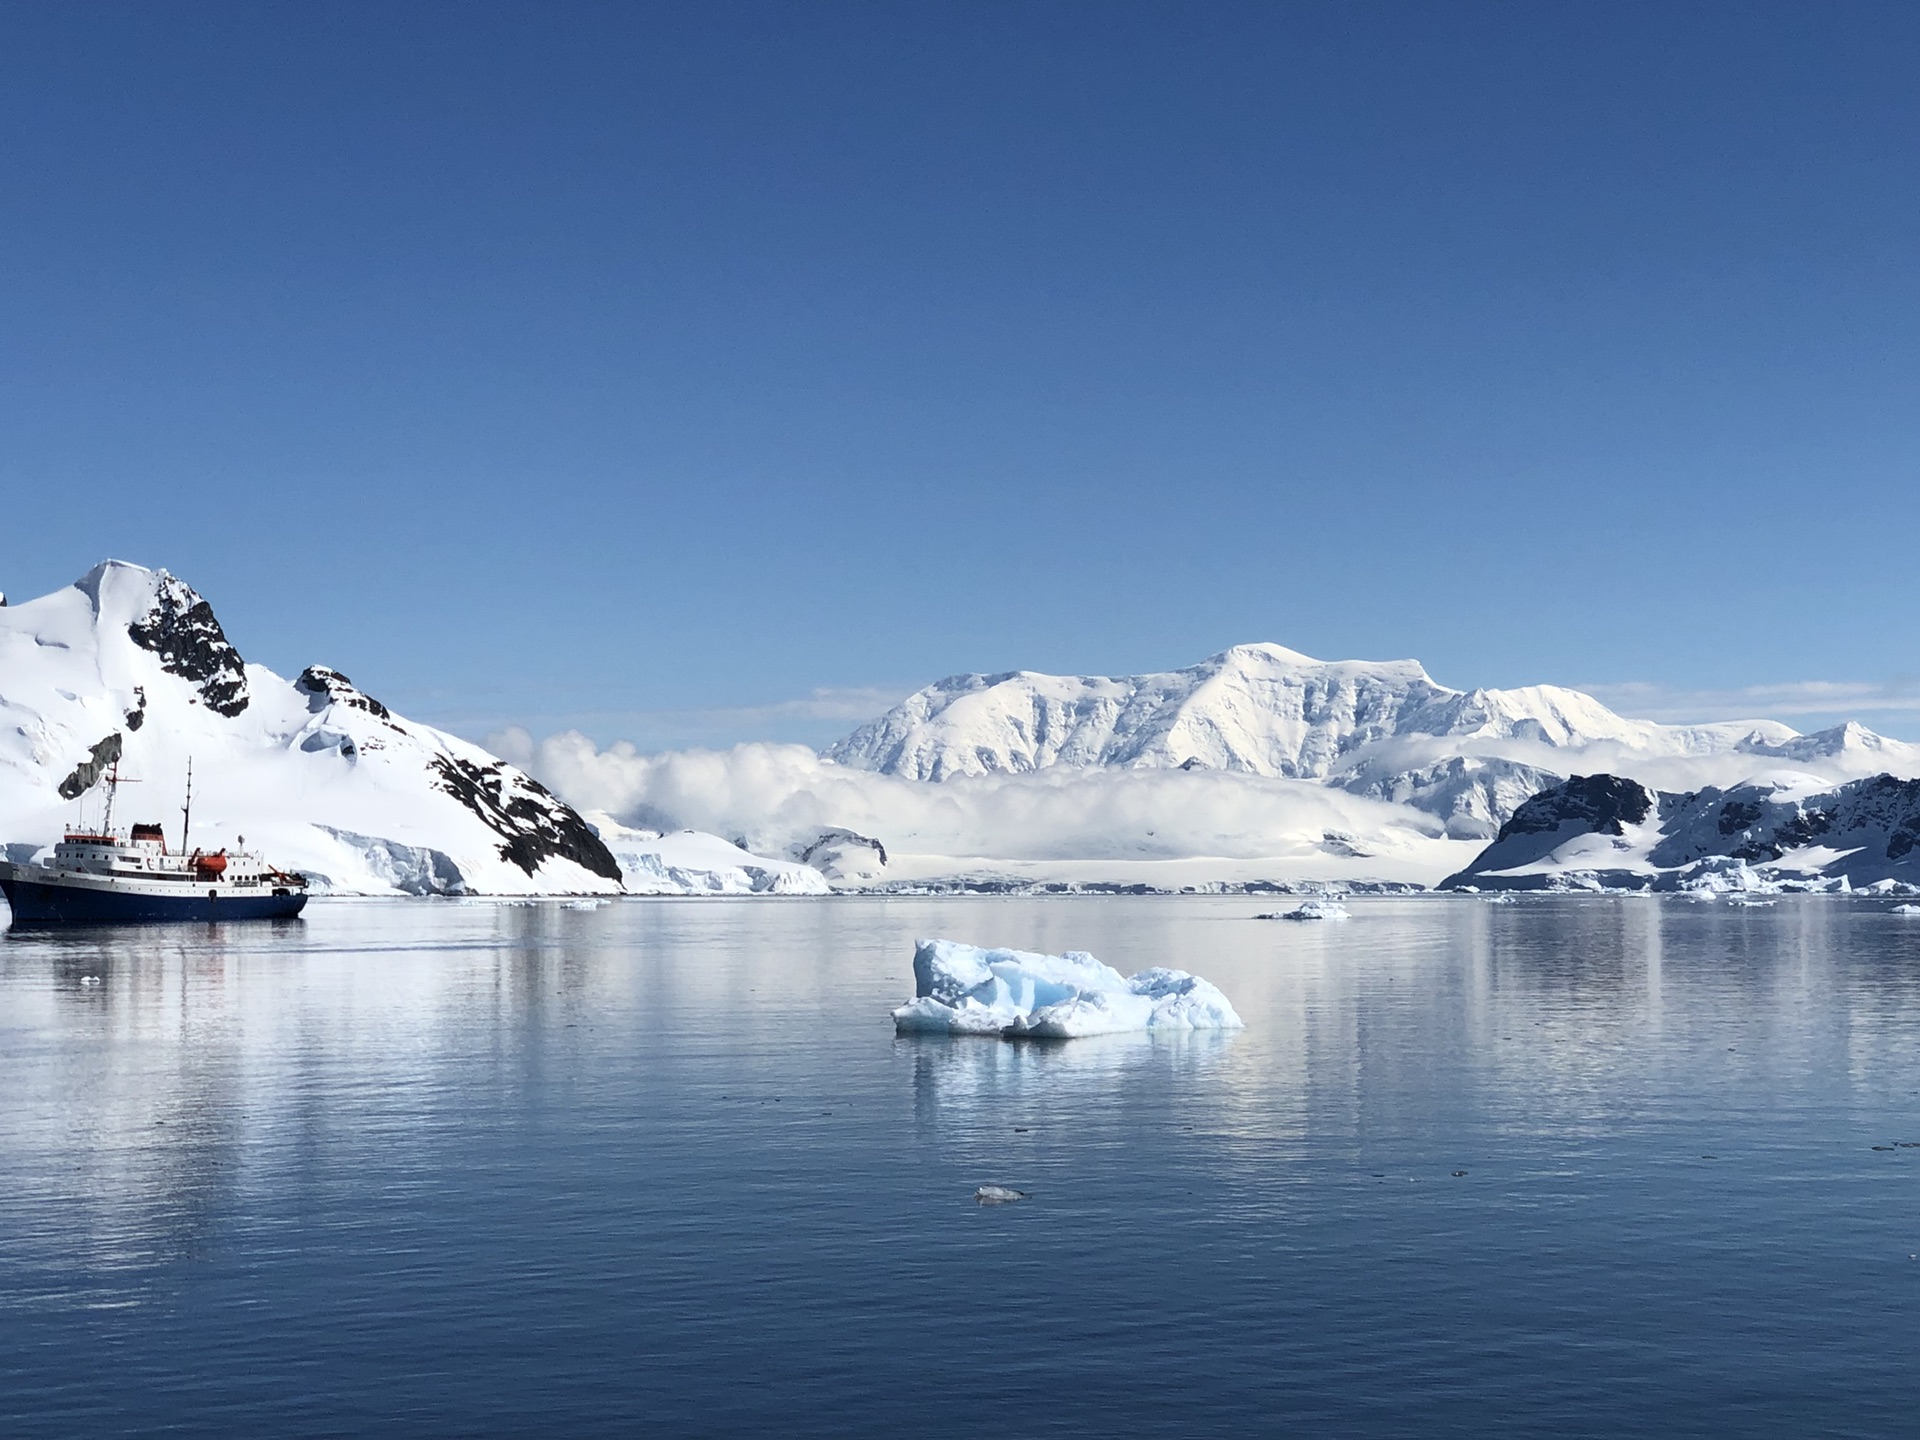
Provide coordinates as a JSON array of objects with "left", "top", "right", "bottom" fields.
[{"left": 827, "top": 644, "right": 1919, "bottom": 842}]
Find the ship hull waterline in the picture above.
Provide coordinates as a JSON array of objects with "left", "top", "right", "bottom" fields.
[{"left": 0, "top": 875, "right": 308, "bottom": 924}]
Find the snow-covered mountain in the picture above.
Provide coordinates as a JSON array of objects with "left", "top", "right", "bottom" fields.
[
  {"left": 0, "top": 563, "right": 814, "bottom": 897},
  {"left": 829, "top": 643, "right": 1790, "bottom": 781},
  {"left": 826, "top": 643, "right": 1916, "bottom": 840},
  {"left": 519, "top": 643, "right": 1920, "bottom": 893},
  {"left": 1441, "top": 771, "right": 1920, "bottom": 893}
]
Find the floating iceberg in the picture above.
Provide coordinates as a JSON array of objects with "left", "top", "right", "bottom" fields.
[
  {"left": 892, "top": 939, "right": 1243, "bottom": 1039},
  {"left": 1255, "top": 900, "right": 1351, "bottom": 921},
  {"left": 1894, "top": 904, "right": 1920, "bottom": 916}
]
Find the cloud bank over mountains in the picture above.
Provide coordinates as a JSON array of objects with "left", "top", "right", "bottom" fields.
[{"left": 504, "top": 644, "right": 1920, "bottom": 890}]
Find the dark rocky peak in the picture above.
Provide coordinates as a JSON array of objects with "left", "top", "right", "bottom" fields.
[
  {"left": 1495, "top": 773, "right": 1656, "bottom": 841},
  {"left": 295, "top": 665, "right": 392, "bottom": 720},
  {"left": 429, "top": 753, "right": 622, "bottom": 883},
  {"left": 58, "top": 733, "right": 124, "bottom": 800},
  {"left": 125, "top": 571, "right": 250, "bottom": 717},
  {"left": 798, "top": 828, "right": 889, "bottom": 866}
]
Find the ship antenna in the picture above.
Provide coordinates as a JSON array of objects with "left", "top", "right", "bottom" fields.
[{"left": 181, "top": 757, "right": 193, "bottom": 853}]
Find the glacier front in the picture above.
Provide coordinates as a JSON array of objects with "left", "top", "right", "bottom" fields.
[{"left": 892, "top": 938, "right": 1244, "bottom": 1038}]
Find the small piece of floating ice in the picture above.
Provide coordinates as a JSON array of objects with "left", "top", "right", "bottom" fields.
[
  {"left": 1254, "top": 900, "right": 1350, "bottom": 921},
  {"left": 893, "top": 939, "right": 1244, "bottom": 1039},
  {"left": 974, "top": 1185, "right": 1029, "bottom": 1204}
]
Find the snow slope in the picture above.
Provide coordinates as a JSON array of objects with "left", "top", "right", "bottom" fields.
[{"left": 0, "top": 563, "right": 815, "bottom": 897}]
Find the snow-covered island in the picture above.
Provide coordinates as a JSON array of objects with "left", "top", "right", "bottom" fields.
[
  {"left": 1440, "top": 772, "right": 1920, "bottom": 893},
  {"left": 0, "top": 562, "right": 819, "bottom": 897},
  {"left": 892, "top": 938, "right": 1244, "bottom": 1038}
]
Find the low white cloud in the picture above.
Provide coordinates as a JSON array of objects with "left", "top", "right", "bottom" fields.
[{"left": 514, "top": 732, "right": 1444, "bottom": 863}]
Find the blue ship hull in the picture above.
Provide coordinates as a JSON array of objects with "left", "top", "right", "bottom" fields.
[{"left": 0, "top": 875, "right": 308, "bottom": 925}]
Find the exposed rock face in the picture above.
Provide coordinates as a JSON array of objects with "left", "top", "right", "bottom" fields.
[
  {"left": 1649, "top": 774, "right": 1920, "bottom": 869},
  {"left": 295, "top": 666, "right": 392, "bottom": 720},
  {"left": 794, "top": 827, "right": 889, "bottom": 881},
  {"left": 58, "top": 733, "right": 124, "bottom": 801},
  {"left": 1499, "top": 773, "right": 1655, "bottom": 839},
  {"left": 798, "top": 827, "right": 888, "bottom": 866},
  {"left": 429, "top": 754, "right": 623, "bottom": 882},
  {"left": 123, "top": 572, "right": 250, "bottom": 717}
]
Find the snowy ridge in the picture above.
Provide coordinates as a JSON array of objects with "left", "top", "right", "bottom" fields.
[
  {"left": 821, "top": 642, "right": 1917, "bottom": 847},
  {"left": 828, "top": 643, "right": 1812, "bottom": 785},
  {"left": 0, "top": 563, "right": 816, "bottom": 897}
]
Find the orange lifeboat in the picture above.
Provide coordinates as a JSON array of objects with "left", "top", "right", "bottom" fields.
[{"left": 194, "top": 851, "right": 228, "bottom": 879}]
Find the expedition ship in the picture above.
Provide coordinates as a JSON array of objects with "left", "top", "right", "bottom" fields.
[{"left": 0, "top": 766, "right": 308, "bottom": 924}]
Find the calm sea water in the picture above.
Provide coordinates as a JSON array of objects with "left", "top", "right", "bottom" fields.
[{"left": 2, "top": 895, "right": 1918, "bottom": 1437}]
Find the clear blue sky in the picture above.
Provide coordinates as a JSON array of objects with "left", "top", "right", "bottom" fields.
[{"left": 4, "top": 1, "right": 1915, "bottom": 746}]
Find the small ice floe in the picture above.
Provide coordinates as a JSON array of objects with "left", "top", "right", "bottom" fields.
[
  {"left": 1255, "top": 900, "right": 1350, "bottom": 922},
  {"left": 78, "top": 975, "right": 102, "bottom": 987},
  {"left": 893, "top": 939, "right": 1243, "bottom": 1039},
  {"left": 1892, "top": 904, "right": 1920, "bottom": 916},
  {"left": 563, "top": 899, "right": 609, "bottom": 910},
  {"left": 974, "top": 1185, "right": 1029, "bottom": 1205},
  {"left": 1481, "top": 894, "right": 1517, "bottom": 905},
  {"left": 1727, "top": 897, "right": 1776, "bottom": 908}
]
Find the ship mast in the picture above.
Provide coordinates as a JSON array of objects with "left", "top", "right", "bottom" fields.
[
  {"left": 102, "top": 760, "right": 120, "bottom": 836},
  {"left": 181, "top": 757, "right": 193, "bottom": 852}
]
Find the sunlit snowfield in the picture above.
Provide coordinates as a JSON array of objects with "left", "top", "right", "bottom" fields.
[{"left": 2, "top": 895, "right": 1918, "bottom": 1437}]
